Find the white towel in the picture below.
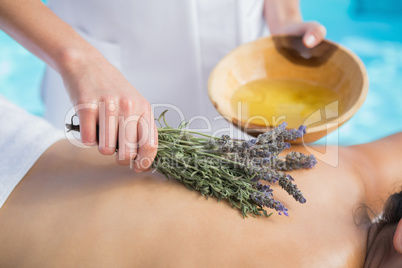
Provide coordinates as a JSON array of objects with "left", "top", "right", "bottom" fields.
[{"left": 0, "top": 96, "right": 65, "bottom": 209}]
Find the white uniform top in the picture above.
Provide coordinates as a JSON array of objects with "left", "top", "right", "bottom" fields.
[
  {"left": 42, "top": 0, "right": 268, "bottom": 137},
  {"left": 0, "top": 96, "right": 65, "bottom": 210}
]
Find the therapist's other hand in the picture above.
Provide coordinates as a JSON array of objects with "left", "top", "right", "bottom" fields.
[
  {"left": 264, "top": 0, "right": 326, "bottom": 48},
  {"left": 61, "top": 49, "right": 158, "bottom": 171},
  {"left": 272, "top": 22, "right": 327, "bottom": 48}
]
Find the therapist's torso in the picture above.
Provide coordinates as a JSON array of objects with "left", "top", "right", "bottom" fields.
[{"left": 42, "top": 0, "right": 268, "bottom": 137}]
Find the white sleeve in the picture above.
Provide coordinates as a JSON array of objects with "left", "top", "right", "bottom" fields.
[{"left": 0, "top": 96, "right": 65, "bottom": 209}]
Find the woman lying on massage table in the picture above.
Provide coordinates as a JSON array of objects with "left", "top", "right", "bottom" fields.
[{"left": 0, "top": 96, "right": 401, "bottom": 267}]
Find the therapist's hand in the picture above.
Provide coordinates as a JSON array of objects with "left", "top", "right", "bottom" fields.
[
  {"left": 0, "top": 0, "right": 157, "bottom": 170},
  {"left": 264, "top": 0, "right": 326, "bottom": 48},
  {"left": 271, "top": 22, "right": 327, "bottom": 48},
  {"left": 61, "top": 49, "right": 158, "bottom": 171}
]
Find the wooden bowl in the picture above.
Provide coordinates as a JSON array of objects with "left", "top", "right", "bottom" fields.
[{"left": 208, "top": 35, "right": 369, "bottom": 143}]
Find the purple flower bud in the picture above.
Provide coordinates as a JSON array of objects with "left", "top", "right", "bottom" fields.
[
  {"left": 276, "top": 203, "right": 289, "bottom": 217},
  {"left": 242, "top": 141, "right": 252, "bottom": 149},
  {"left": 298, "top": 125, "right": 307, "bottom": 134},
  {"left": 308, "top": 155, "right": 317, "bottom": 168}
]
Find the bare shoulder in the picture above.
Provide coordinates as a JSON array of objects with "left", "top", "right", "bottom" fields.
[
  {"left": 285, "top": 140, "right": 399, "bottom": 218},
  {"left": 346, "top": 133, "right": 402, "bottom": 213}
]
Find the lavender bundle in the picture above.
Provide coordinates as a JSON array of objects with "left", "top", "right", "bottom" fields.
[
  {"left": 66, "top": 112, "right": 317, "bottom": 217},
  {"left": 153, "top": 111, "right": 317, "bottom": 218}
]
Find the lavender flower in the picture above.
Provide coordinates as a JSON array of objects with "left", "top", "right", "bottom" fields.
[
  {"left": 251, "top": 186, "right": 289, "bottom": 216},
  {"left": 276, "top": 152, "right": 318, "bottom": 171},
  {"left": 278, "top": 174, "right": 306, "bottom": 203},
  {"left": 145, "top": 112, "right": 316, "bottom": 217}
]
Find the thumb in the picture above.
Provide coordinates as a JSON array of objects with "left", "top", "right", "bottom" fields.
[{"left": 302, "top": 23, "right": 327, "bottom": 48}]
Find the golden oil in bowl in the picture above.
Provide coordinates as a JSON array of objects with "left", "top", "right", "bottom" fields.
[{"left": 230, "top": 79, "right": 343, "bottom": 129}]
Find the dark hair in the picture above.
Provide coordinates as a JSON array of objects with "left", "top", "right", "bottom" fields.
[
  {"left": 377, "top": 191, "right": 402, "bottom": 231},
  {"left": 365, "top": 191, "right": 402, "bottom": 264}
]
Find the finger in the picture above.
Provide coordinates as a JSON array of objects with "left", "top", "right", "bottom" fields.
[
  {"left": 133, "top": 109, "right": 158, "bottom": 172},
  {"left": 76, "top": 103, "right": 98, "bottom": 146},
  {"left": 98, "top": 97, "right": 118, "bottom": 155},
  {"left": 303, "top": 22, "right": 327, "bottom": 48},
  {"left": 115, "top": 98, "right": 138, "bottom": 166}
]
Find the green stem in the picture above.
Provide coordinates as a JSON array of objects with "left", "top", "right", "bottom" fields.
[
  {"left": 158, "top": 141, "right": 203, "bottom": 150},
  {"left": 157, "top": 128, "right": 218, "bottom": 139}
]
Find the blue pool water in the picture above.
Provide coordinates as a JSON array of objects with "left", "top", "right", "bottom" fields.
[
  {"left": 302, "top": 0, "right": 402, "bottom": 145},
  {"left": 0, "top": 31, "right": 45, "bottom": 116},
  {"left": 0, "top": 0, "right": 401, "bottom": 145}
]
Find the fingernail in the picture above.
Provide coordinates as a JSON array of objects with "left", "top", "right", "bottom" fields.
[{"left": 305, "top": 35, "right": 316, "bottom": 47}]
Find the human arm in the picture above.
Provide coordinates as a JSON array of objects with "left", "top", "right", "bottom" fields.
[
  {"left": 0, "top": 0, "right": 157, "bottom": 170},
  {"left": 264, "top": 0, "right": 327, "bottom": 48}
]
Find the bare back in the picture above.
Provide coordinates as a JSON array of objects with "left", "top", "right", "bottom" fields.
[{"left": 1, "top": 135, "right": 401, "bottom": 267}]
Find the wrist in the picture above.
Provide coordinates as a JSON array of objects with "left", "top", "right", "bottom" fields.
[
  {"left": 265, "top": 0, "right": 302, "bottom": 34},
  {"left": 57, "top": 45, "right": 104, "bottom": 78},
  {"left": 269, "top": 19, "right": 302, "bottom": 35},
  {"left": 55, "top": 45, "right": 110, "bottom": 102}
]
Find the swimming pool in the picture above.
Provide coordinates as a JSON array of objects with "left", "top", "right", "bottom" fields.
[
  {"left": 0, "top": 0, "right": 401, "bottom": 145},
  {"left": 302, "top": 0, "right": 402, "bottom": 145}
]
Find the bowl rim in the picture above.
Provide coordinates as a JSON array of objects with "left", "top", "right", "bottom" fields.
[{"left": 207, "top": 35, "right": 369, "bottom": 135}]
